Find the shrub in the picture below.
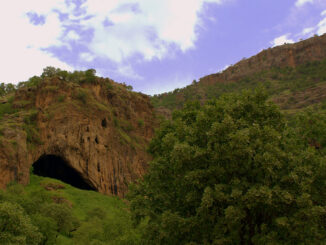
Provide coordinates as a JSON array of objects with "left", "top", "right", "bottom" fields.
[
  {"left": 75, "top": 89, "right": 88, "bottom": 104},
  {"left": 84, "top": 69, "right": 97, "bottom": 84},
  {"left": 0, "top": 99, "right": 17, "bottom": 119},
  {"left": 0, "top": 202, "right": 43, "bottom": 245},
  {"left": 137, "top": 119, "right": 144, "bottom": 128},
  {"left": 57, "top": 95, "right": 66, "bottom": 103}
]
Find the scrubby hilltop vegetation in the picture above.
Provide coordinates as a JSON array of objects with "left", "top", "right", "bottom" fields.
[
  {"left": 152, "top": 33, "right": 326, "bottom": 115},
  {"left": 1, "top": 66, "right": 132, "bottom": 97},
  {"left": 152, "top": 58, "right": 326, "bottom": 114}
]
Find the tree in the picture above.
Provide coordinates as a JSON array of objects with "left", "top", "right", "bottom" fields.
[
  {"left": 292, "top": 109, "right": 326, "bottom": 153},
  {"left": 41, "top": 66, "right": 59, "bottom": 78},
  {"left": 128, "top": 90, "right": 326, "bottom": 244},
  {"left": 40, "top": 203, "right": 80, "bottom": 235},
  {"left": 0, "top": 202, "right": 43, "bottom": 245},
  {"left": 27, "top": 76, "right": 42, "bottom": 87},
  {"left": 84, "top": 69, "right": 97, "bottom": 84},
  {"left": 0, "top": 83, "right": 5, "bottom": 96}
]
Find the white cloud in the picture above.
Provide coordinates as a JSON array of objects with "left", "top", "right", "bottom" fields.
[
  {"left": 298, "top": 9, "right": 326, "bottom": 37},
  {"left": 0, "top": 0, "right": 72, "bottom": 83},
  {"left": 271, "top": 9, "right": 326, "bottom": 52},
  {"left": 143, "top": 73, "right": 194, "bottom": 95},
  {"left": 81, "top": 0, "right": 225, "bottom": 63},
  {"left": 301, "top": 27, "right": 315, "bottom": 35},
  {"left": 317, "top": 16, "right": 326, "bottom": 35},
  {"left": 295, "top": 0, "right": 314, "bottom": 7},
  {"left": 66, "top": 30, "right": 80, "bottom": 41},
  {"left": 0, "top": 0, "right": 227, "bottom": 84},
  {"left": 80, "top": 52, "right": 95, "bottom": 62},
  {"left": 271, "top": 34, "right": 295, "bottom": 47},
  {"left": 115, "top": 65, "right": 144, "bottom": 80}
]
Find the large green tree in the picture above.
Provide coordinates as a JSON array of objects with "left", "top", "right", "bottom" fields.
[
  {"left": 128, "top": 90, "right": 326, "bottom": 244},
  {"left": 0, "top": 202, "right": 43, "bottom": 245}
]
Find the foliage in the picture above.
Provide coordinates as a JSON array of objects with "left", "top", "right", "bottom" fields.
[
  {"left": 137, "top": 119, "right": 144, "bottom": 128},
  {"left": 0, "top": 201, "right": 43, "bottom": 245},
  {"left": 23, "top": 110, "right": 42, "bottom": 146},
  {"left": 0, "top": 96, "right": 17, "bottom": 119},
  {"left": 84, "top": 69, "right": 97, "bottom": 84},
  {"left": 57, "top": 95, "right": 66, "bottom": 103},
  {"left": 128, "top": 90, "right": 326, "bottom": 244},
  {"left": 0, "top": 83, "right": 16, "bottom": 96},
  {"left": 0, "top": 174, "right": 141, "bottom": 245},
  {"left": 75, "top": 89, "right": 88, "bottom": 104},
  {"left": 152, "top": 58, "right": 326, "bottom": 112},
  {"left": 291, "top": 108, "right": 326, "bottom": 154}
]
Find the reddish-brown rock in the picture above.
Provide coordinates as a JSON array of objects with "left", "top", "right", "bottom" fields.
[
  {"left": 200, "top": 33, "right": 326, "bottom": 86},
  {"left": 0, "top": 78, "right": 156, "bottom": 197}
]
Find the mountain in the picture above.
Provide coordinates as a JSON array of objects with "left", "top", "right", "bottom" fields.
[
  {"left": 1, "top": 34, "right": 326, "bottom": 197},
  {"left": 152, "top": 33, "right": 326, "bottom": 116},
  {"left": 0, "top": 71, "right": 157, "bottom": 197}
]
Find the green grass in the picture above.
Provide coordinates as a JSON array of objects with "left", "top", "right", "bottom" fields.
[
  {"left": 27, "top": 175, "right": 127, "bottom": 221},
  {"left": 22, "top": 174, "right": 141, "bottom": 245}
]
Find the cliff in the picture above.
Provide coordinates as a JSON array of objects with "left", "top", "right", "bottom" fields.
[
  {"left": 0, "top": 76, "right": 156, "bottom": 197},
  {"left": 201, "top": 33, "right": 326, "bottom": 85},
  {"left": 152, "top": 33, "right": 326, "bottom": 114}
]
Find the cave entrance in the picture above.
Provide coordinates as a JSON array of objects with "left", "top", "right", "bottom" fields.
[{"left": 33, "top": 154, "right": 96, "bottom": 191}]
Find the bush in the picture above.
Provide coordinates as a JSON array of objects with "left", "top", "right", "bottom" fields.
[
  {"left": 0, "top": 202, "right": 43, "bottom": 245},
  {"left": 137, "top": 119, "right": 144, "bottom": 128},
  {"left": 57, "top": 95, "right": 66, "bottom": 102},
  {"left": 75, "top": 89, "right": 88, "bottom": 104},
  {"left": 0, "top": 98, "right": 17, "bottom": 119},
  {"left": 84, "top": 69, "right": 97, "bottom": 84}
]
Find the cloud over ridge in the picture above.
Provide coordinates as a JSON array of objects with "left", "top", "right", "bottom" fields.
[{"left": 0, "top": 0, "right": 225, "bottom": 83}]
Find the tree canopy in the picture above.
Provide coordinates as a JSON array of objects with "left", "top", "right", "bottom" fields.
[{"left": 128, "top": 90, "right": 326, "bottom": 244}]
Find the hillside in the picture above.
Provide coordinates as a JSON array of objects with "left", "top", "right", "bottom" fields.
[
  {"left": 0, "top": 68, "right": 157, "bottom": 197},
  {"left": 152, "top": 33, "right": 326, "bottom": 115},
  {"left": 0, "top": 174, "right": 141, "bottom": 244}
]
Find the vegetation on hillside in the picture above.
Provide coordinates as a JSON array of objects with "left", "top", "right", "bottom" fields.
[
  {"left": 0, "top": 66, "right": 149, "bottom": 150},
  {"left": 128, "top": 90, "right": 326, "bottom": 244},
  {"left": 2, "top": 57, "right": 326, "bottom": 244},
  {"left": 151, "top": 58, "right": 326, "bottom": 113},
  {"left": 0, "top": 174, "right": 141, "bottom": 245},
  {"left": 1, "top": 86, "right": 326, "bottom": 244},
  {"left": 0, "top": 66, "right": 134, "bottom": 97}
]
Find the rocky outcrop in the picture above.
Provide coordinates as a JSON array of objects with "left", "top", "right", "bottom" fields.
[
  {"left": 0, "top": 78, "right": 156, "bottom": 197},
  {"left": 200, "top": 33, "right": 326, "bottom": 85}
]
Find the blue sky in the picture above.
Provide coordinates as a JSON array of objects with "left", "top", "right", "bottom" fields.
[{"left": 0, "top": 0, "right": 326, "bottom": 95}]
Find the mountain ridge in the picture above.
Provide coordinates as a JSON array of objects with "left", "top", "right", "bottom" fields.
[{"left": 152, "top": 33, "right": 326, "bottom": 115}]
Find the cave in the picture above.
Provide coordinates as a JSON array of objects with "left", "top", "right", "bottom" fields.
[{"left": 33, "top": 154, "right": 96, "bottom": 191}]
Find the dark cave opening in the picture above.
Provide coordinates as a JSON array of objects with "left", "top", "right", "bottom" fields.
[{"left": 33, "top": 154, "right": 96, "bottom": 191}]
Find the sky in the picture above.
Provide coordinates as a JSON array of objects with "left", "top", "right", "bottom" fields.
[{"left": 0, "top": 0, "right": 326, "bottom": 95}]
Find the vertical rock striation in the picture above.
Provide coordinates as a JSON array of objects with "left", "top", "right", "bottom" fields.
[{"left": 0, "top": 78, "right": 156, "bottom": 197}]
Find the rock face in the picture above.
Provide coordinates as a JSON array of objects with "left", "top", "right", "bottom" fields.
[
  {"left": 200, "top": 33, "right": 326, "bottom": 86},
  {"left": 0, "top": 78, "right": 156, "bottom": 197},
  {"left": 153, "top": 33, "right": 326, "bottom": 115}
]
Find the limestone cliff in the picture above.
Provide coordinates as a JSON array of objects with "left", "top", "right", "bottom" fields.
[
  {"left": 0, "top": 77, "right": 156, "bottom": 197},
  {"left": 200, "top": 33, "right": 326, "bottom": 86},
  {"left": 153, "top": 33, "right": 326, "bottom": 114}
]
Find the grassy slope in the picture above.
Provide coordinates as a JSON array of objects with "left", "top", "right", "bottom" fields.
[{"left": 25, "top": 174, "right": 139, "bottom": 245}]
